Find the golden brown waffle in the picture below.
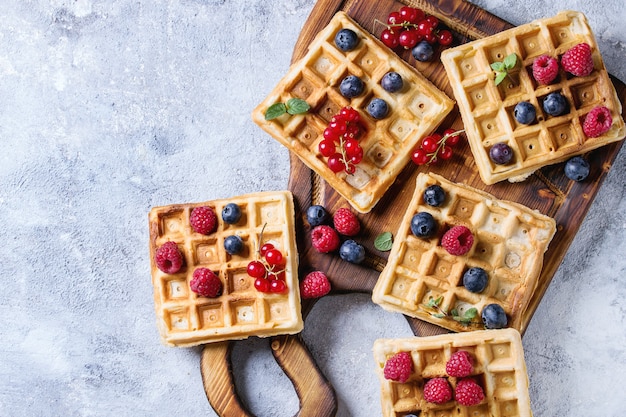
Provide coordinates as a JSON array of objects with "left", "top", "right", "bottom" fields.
[
  {"left": 252, "top": 11, "right": 454, "bottom": 213},
  {"left": 373, "top": 329, "right": 532, "bottom": 417},
  {"left": 148, "top": 191, "right": 303, "bottom": 347},
  {"left": 441, "top": 10, "right": 625, "bottom": 185},
  {"left": 372, "top": 173, "right": 556, "bottom": 332}
]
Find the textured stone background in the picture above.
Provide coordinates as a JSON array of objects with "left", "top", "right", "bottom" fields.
[{"left": 0, "top": 0, "right": 624, "bottom": 416}]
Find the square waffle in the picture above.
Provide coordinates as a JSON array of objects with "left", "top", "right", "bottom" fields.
[
  {"left": 148, "top": 191, "right": 303, "bottom": 347},
  {"left": 441, "top": 10, "right": 625, "bottom": 185},
  {"left": 252, "top": 11, "right": 454, "bottom": 213},
  {"left": 373, "top": 329, "right": 532, "bottom": 417},
  {"left": 372, "top": 173, "right": 556, "bottom": 332}
]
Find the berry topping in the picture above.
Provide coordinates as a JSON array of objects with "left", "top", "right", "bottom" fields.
[
  {"left": 381, "top": 71, "right": 404, "bottom": 93},
  {"left": 190, "top": 206, "right": 217, "bottom": 235},
  {"left": 333, "top": 207, "right": 361, "bottom": 236},
  {"left": 380, "top": 28, "right": 400, "bottom": 49},
  {"left": 321, "top": 107, "right": 364, "bottom": 174},
  {"left": 564, "top": 156, "right": 590, "bottom": 181},
  {"left": 221, "top": 203, "right": 242, "bottom": 224},
  {"left": 339, "top": 239, "right": 366, "bottom": 264},
  {"left": 223, "top": 235, "right": 244, "bottom": 255},
  {"left": 383, "top": 351, "right": 413, "bottom": 383},
  {"left": 334, "top": 28, "right": 359, "bottom": 51},
  {"left": 561, "top": 43, "right": 594, "bottom": 77},
  {"left": 300, "top": 271, "right": 331, "bottom": 299},
  {"left": 489, "top": 142, "right": 513, "bottom": 165},
  {"left": 513, "top": 101, "right": 536, "bottom": 125},
  {"left": 247, "top": 260, "right": 266, "bottom": 279},
  {"left": 339, "top": 75, "right": 364, "bottom": 98},
  {"left": 410, "top": 212, "right": 437, "bottom": 238},
  {"left": 306, "top": 205, "right": 329, "bottom": 227},
  {"left": 311, "top": 225, "right": 340, "bottom": 253},
  {"left": 412, "top": 40, "right": 434, "bottom": 62},
  {"left": 445, "top": 350, "right": 474, "bottom": 377},
  {"left": 542, "top": 92, "right": 569, "bottom": 116},
  {"left": 532, "top": 55, "right": 559, "bottom": 85},
  {"left": 190, "top": 268, "right": 222, "bottom": 298},
  {"left": 583, "top": 106, "right": 613, "bottom": 137},
  {"left": 367, "top": 98, "right": 389, "bottom": 119},
  {"left": 481, "top": 303, "right": 508, "bottom": 329},
  {"left": 155, "top": 241, "right": 184, "bottom": 274},
  {"left": 463, "top": 267, "right": 488, "bottom": 293},
  {"left": 423, "top": 184, "right": 446, "bottom": 207},
  {"left": 454, "top": 378, "right": 485, "bottom": 406},
  {"left": 441, "top": 225, "right": 474, "bottom": 256},
  {"left": 423, "top": 377, "right": 452, "bottom": 404}
]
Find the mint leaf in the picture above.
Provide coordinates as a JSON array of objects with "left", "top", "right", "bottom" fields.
[
  {"left": 490, "top": 62, "right": 505, "bottom": 71},
  {"left": 285, "top": 98, "right": 310, "bottom": 115},
  {"left": 374, "top": 232, "right": 393, "bottom": 251},
  {"left": 494, "top": 71, "right": 507, "bottom": 85},
  {"left": 463, "top": 307, "right": 478, "bottom": 319},
  {"left": 426, "top": 296, "right": 443, "bottom": 308},
  {"left": 432, "top": 313, "right": 446, "bottom": 319},
  {"left": 265, "top": 103, "right": 287, "bottom": 120},
  {"left": 504, "top": 53, "right": 518, "bottom": 69}
]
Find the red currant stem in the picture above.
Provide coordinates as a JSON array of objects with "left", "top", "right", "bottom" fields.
[
  {"left": 254, "top": 223, "right": 268, "bottom": 258},
  {"left": 373, "top": 18, "right": 417, "bottom": 32},
  {"left": 338, "top": 135, "right": 351, "bottom": 173},
  {"left": 425, "top": 129, "right": 464, "bottom": 165}
]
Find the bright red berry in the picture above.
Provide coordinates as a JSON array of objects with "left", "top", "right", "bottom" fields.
[
  {"left": 327, "top": 153, "right": 345, "bottom": 173},
  {"left": 319, "top": 139, "right": 336, "bottom": 157},
  {"left": 259, "top": 243, "right": 274, "bottom": 257},
  {"left": 438, "top": 145, "right": 453, "bottom": 160},
  {"left": 443, "top": 128, "right": 463, "bottom": 146},
  {"left": 399, "top": 6, "right": 421, "bottom": 24},
  {"left": 190, "top": 268, "right": 222, "bottom": 298},
  {"left": 411, "top": 147, "right": 429, "bottom": 165},
  {"left": 417, "top": 20, "right": 434, "bottom": 37},
  {"left": 155, "top": 241, "right": 184, "bottom": 274},
  {"left": 311, "top": 225, "right": 340, "bottom": 253},
  {"left": 254, "top": 277, "right": 270, "bottom": 292},
  {"left": 446, "top": 350, "right": 474, "bottom": 377},
  {"left": 339, "top": 106, "right": 360, "bottom": 122},
  {"left": 380, "top": 28, "right": 400, "bottom": 49},
  {"left": 437, "top": 29, "right": 453, "bottom": 46},
  {"left": 425, "top": 15, "right": 439, "bottom": 28},
  {"left": 399, "top": 29, "right": 420, "bottom": 49},
  {"left": 300, "top": 271, "right": 331, "bottom": 299},
  {"left": 387, "top": 11, "right": 401, "bottom": 26},
  {"left": 441, "top": 225, "right": 474, "bottom": 256},
  {"left": 189, "top": 206, "right": 217, "bottom": 235},
  {"left": 333, "top": 207, "right": 360, "bottom": 236},
  {"left": 247, "top": 260, "right": 266, "bottom": 278},
  {"left": 264, "top": 248, "right": 284, "bottom": 266},
  {"left": 270, "top": 279, "right": 287, "bottom": 293},
  {"left": 583, "top": 105, "right": 613, "bottom": 137},
  {"left": 561, "top": 43, "right": 594, "bottom": 77},
  {"left": 423, "top": 377, "right": 452, "bottom": 404},
  {"left": 421, "top": 136, "right": 438, "bottom": 153},
  {"left": 455, "top": 378, "right": 485, "bottom": 406},
  {"left": 532, "top": 55, "right": 559, "bottom": 85},
  {"left": 383, "top": 351, "right": 413, "bottom": 383}
]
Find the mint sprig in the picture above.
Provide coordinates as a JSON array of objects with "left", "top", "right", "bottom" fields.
[
  {"left": 490, "top": 53, "right": 518, "bottom": 86},
  {"left": 265, "top": 98, "right": 310, "bottom": 120},
  {"left": 420, "top": 296, "right": 480, "bottom": 327},
  {"left": 374, "top": 232, "right": 393, "bottom": 251}
]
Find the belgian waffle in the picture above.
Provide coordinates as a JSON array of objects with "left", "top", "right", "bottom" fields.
[
  {"left": 373, "top": 329, "right": 532, "bottom": 417},
  {"left": 372, "top": 173, "right": 556, "bottom": 332},
  {"left": 441, "top": 10, "right": 625, "bottom": 185},
  {"left": 148, "top": 191, "right": 303, "bottom": 347},
  {"left": 252, "top": 11, "right": 454, "bottom": 213}
]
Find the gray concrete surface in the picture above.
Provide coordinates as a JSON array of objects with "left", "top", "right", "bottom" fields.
[{"left": 0, "top": 0, "right": 624, "bottom": 416}]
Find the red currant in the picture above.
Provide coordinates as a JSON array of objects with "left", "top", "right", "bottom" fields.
[
  {"left": 270, "top": 268, "right": 286, "bottom": 281},
  {"left": 344, "top": 162, "right": 356, "bottom": 174},
  {"left": 264, "top": 248, "right": 284, "bottom": 266},
  {"left": 399, "top": 29, "right": 420, "bottom": 49},
  {"left": 417, "top": 20, "right": 434, "bottom": 37},
  {"left": 431, "top": 133, "right": 443, "bottom": 144},
  {"left": 270, "top": 279, "right": 287, "bottom": 293},
  {"left": 399, "top": 6, "right": 420, "bottom": 24},
  {"left": 327, "top": 153, "right": 345, "bottom": 173},
  {"left": 247, "top": 260, "right": 266, "bottom": 279},
  {"left": 411, "top": 147, "right": 429, "bottom": 165},
  {"left": 447, "top": 131, "right": 463, "bottom": 146},
  {"left": 328, "top": 119, "right": 347, "bottom": 136},
  {"left": 424, "top": 31, "right": 438, "bottom": 44},
  {"left": 425, "top": 15, "right": 439, "bottom": 28},
  {"left": 380, "top": 28, "right": 400, "bottom": 49},
  {"left": 438, "top": 145, "right": 453, "bottom": 160},
  {"left": 340, "top": 106, "right": 360, "bottom": 122},
  {"left": 254, "top": 277, "right": 270, "bottom": 292},
  {"left": 259, "top": 242, "right": 274, "bottom": 257},
  {"left": 387, "top": 11, "right": 401, "bottom": 26},
  {"left": 421, "top": 136, "right": 439, "bottom": 153},
  {"left": 319, "top": 139, "right": 336, "bottom": 157},
  {"left": 323, "top": 127, "right": 339, "bottom": 141},
  {"left": 437, "top": 29, "right": 453, "bottom": 46},
  {"left": 345, "top": 123, "right": 361, "bottom": 139}
]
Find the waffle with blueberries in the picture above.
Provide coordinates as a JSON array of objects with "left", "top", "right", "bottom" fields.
[
  {"left": 252, "top": 11, "right": 454, "bottom": 213},
  {"left": 440, "top": 10, "right": 625, "bottom": 185},
  {"left": 148, "top": 191, "right": 303, "bottom": 347}
]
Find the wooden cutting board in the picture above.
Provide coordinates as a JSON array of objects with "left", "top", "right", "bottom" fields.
[{"left": 200, "top": 0, "right": 626, "bottom": 415}]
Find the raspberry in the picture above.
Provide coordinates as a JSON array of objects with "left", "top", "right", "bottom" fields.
[
  {"left": 561, "top": 43, "right": 594, "bottom": 77},
  {"left": 532, "top": 55, "right": 559, "bottom": 85},
  {"left": 454, "top": 378, "right": 485, "bottom": 406},
  {"left": 190, "top": 206, "right": 217, "bottom": 235},
  {"left": 441, "top": 225, "right": 474, "bottom": 256},
  {"left": 333, "top": 207, "right": 360, "bottom": 236},
  {"left": 445, "top": 350, "right": 474, "bottom": 377},
  {"left": 155, "top": 241, "right": 184, "bottom": 274},
  {"left": 583, "top": 106, "right": 613, "bottom": 138},
  {"left": 300, "top": 271, "right": 331, "bottom": 299},
  {"left": 383, "top": 351, "right": 413, "bottom": 383},
  {"left": 190, "top": 268, "right": 222, "bottom": 298},
  {"left": 311, "top": 225, "right": 340, "bottom": 253},
  {"left": 423, "top": 377, "right": 452, "bottom": 404}
]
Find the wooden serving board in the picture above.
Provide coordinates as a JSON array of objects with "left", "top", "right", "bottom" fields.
[{"left": 200, "top": 0, "right": 626, "bottom": 415}]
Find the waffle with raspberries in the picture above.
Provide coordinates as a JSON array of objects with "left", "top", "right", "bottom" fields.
[
  {"left": 373, "top": 329, "right": 532, "bottom": 417},
  {"left": 372, "top": 173, "right": 556, "bottom": 333},
  {"left": 252, "top": 11, "right": 454, "bottom": 213},
  {"left": 148, "top": 191, "right": 303, "bottom": 347},
  {"left": 441, "top": 10, "right": 625, "bottom": 185}
]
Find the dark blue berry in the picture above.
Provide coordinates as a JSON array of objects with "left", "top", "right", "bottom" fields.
[
  {"left": 564, "top": 156, "right": 590, "bottom": 181},
  {"left": 410, "top": 212, "right": 437, "bottom": 238},
  {"left": 367, "top": 98, "right": 389, "bottom": 119},
  {"left": 334, "top": 28, "right": 359, "bottom": 52},
  {"left": 482, "top": 303, "right": 508, "bottom": 329},
  {"left": 463, "top": 267, "right": 488, "bottom": 293},
  {"left": 306, "top": 205, "right": 328, "bottom": 226},
  {"left": 224, "top": 235, "right": 244, "bottom": 255},
  {"left": 339, "top": 240, "right": 365, "bottom": 264},
  {"left": 423, "top": 185, "right": 446, "bottom": 207},
  {"left": 381, "top": 71, "right": 403, "bottom": 93},
  {"left": 339, "top": 75, "right": 364, "bottom": 98},
  {"left": 412, "top": 41, "right": 434, "bottom": 62},
  {"left": 542, "top": 92, "right": 568, "bottom": 116},
  {"left": 222, "top": 203, "right": 242, "bottom": 224},
  {"left": 514, "top": 101, "right": 536, "bottom": 124},
  {"left": 489, "top": 142, "right": 513, "bottom": 165}
]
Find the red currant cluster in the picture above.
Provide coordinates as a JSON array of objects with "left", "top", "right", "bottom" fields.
[
  {"left": 379, "top": 6, "right": 453, "bottom": 50},
  {"left": 411, "top": 129, "right": 465, "bottom": 166},
  {"left": 247, "top": 242, "right": 287, "bottom": 293},
  {"left": 319, "top": 106, "right": 364, "bottom": 174}
]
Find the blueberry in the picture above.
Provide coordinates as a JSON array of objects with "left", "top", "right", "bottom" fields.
[
  {"left": 339, "top": 75, "right": 364, "bottom": 98},
  {"left": 514, "top": 101, "right": 536, "bottom": 124},
  {"left": 367, "top": 98, "right": 389, "bottom": 119},
  {"left": 224, "top": 235, "right": 244, "bottom": 255},
  {"left": 334, "top": 28, "right": 359, "bottom": 52},
  {"left": 381, "top": 71, "right": 403, "bottom": 93},
  {"left": 542, "top": 92, "right": 569, "bottom": 116},
  {"left": 306, "top": 205, "right": 328, "bottom": 226},
  {"left": 423, "top": 185, "right": 446, "bottom": 207},
  {"left": 412, "top": 41, "right": 434, "bottom": 62},
  {"left": 410, "top": 212, "right": 437, "bottom": 238},
  {"left": 564, "top": 156, "right": 590, "bottom": 181},
  {"left": 489, "top": 142, "right": 513, "bottom": 165},
  {"left": 463, "top": 267, "right": 488, "bottom": 293},
  {"left": 222, "top": 203, "right": 242, "bottom": 224},
  {"left": 339, "top": 239, "right": 365, "bottom": 264},
  {"left": 481, "top": 303, "right": 508, "bottom": 329}
]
